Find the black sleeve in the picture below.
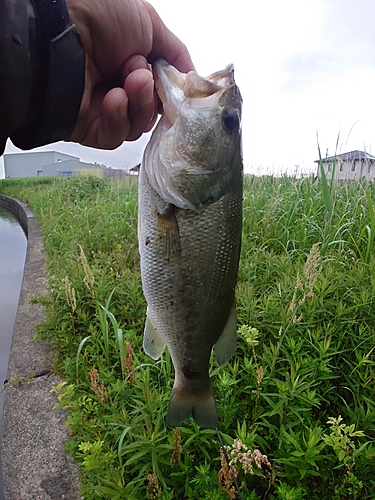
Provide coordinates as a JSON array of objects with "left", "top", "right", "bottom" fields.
[{"left": 0, "top": 0, "right": 85, "bottom": 155}]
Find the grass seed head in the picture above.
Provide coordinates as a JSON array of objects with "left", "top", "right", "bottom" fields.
[
  {"left": 170, "top": 427, "right": 182, "bottom": 466},
  {"left": 124, "top": 341, "right": 134, "bottom": 384},
  {"left": 78, "top": 244, "right": 95, "bottom": 292},
  {"left": 304, "top": 242, "right": 322, "bottom": 297},
  {"left": 65, "top": 276, "right": 76, "bottom": 313},
  {"left": 256, "top": 365, "right": 264, "bottom": 385},
  {"left": 289, "top": 243, "right": 322, "bottom": 316},
  {"left": 89, "top": 367, "right": 108, "bottom": 404},
  {"left": 218, "top": 449, "right": 239, "bottom": 499},
  {"left": 147, "top": 472, "right": 162, "bottom": 499}
]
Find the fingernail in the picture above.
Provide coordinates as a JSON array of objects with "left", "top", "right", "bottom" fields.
[
  {"left": 139, "top": 80, "right": 154, "bottom": 108},
  {"left": 118, "top": 98, "right": 128, "bottom": 120}
]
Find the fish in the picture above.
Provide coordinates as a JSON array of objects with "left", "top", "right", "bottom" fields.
[{"left": 138, "top": 59, "right": 243, "bottom": 428}]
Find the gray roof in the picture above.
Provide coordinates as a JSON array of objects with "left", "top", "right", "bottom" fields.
[{"left": 315, "top": 150, "right": 375, "bottom": 163}]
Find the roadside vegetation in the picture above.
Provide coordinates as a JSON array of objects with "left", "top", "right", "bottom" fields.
[{"left": 1, "top": 172, "right": 374, "bottom": 499}]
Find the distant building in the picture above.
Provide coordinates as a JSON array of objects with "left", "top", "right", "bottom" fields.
[
  {"left": 4, "top": 151, "right": 84, "bottom": 178},
  {"left": 42, "top": 159, "right": 106, "bottom": 177},
  {"left": 315, "top": 150, "right": 375, "bottom": 182},
  {"left": 4, "top": 150, "right": 134, "bottom": 179},
  {"left": 129, "top": 163, "right": 140, "bottom": 176}
]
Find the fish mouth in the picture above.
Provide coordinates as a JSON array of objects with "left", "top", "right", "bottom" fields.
[{"left": 154, "top": 59, "right": 235, "bottom": 125}]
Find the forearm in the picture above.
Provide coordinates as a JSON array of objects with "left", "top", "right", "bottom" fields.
[{"left": 0, "top": 0, "right": 85, "bottom": 155}]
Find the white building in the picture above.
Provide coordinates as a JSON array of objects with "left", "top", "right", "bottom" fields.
[
  {"left": 3, "top": 151, "right": 80, "bottom": 178},
  {"left": 42, "top": 159, "right": 105, "bottom": 177},
  {"left": 315, "top": 150, "right": 375, "bottom": 182},
  {"left": 3, "top": 151, "right": 108, "bottom": 178}
]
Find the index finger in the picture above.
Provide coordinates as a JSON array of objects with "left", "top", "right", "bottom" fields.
[{"left": 143, "top": 1, "right": 195, "bottom": 73}]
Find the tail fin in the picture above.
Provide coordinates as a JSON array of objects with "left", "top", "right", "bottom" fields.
[{"left": 165, "top": 387, "right": 219, "bottom": 429}]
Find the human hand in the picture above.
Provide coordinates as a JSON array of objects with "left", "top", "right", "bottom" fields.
[{"left": 66, "top": 0, "right": 194, "bottom": 149}]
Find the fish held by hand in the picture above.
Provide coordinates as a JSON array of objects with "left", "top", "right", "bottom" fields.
[{"left": 138, "top": 59, "right": 243, "bottom": 428}]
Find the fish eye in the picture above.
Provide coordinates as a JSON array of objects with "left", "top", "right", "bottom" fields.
[{"left": 222, "top": 109, "right": 239, "bottom": 132}]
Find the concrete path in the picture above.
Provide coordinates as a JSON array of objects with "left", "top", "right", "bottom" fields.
[{"left": 0, "top": 197, "right": 81, "bottom": 500}]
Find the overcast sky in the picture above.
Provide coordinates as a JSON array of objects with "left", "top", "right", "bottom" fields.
[{"left": 2, "top": 0, "right": 375, "bottom": 177}]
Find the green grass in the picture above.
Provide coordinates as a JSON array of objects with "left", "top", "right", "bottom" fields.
[{"left": 1, "top": 174, "right": 375, "bottom": 499}]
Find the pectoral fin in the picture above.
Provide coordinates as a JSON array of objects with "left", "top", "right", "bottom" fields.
[
  {"left": 156, "top": 204, "right": 181, "bottom": 257},
  {"left": 143, "top": 309, "right": 166, "bottom": 360},
  {"left": 214, "top": 303, "right": 237, "bottom": 366}
]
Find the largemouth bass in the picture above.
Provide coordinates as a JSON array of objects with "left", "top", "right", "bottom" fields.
[{"left": 138, "top": 59, "right": 243, "bottom": 428}]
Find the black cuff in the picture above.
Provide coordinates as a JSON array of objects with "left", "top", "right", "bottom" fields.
[{"left": 11, "top": 0, "right": 85, "bottom": 149}]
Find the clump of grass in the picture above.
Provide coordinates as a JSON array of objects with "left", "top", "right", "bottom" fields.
[{"left": 2, "top": 174, "right": 375, "bottom": 499}]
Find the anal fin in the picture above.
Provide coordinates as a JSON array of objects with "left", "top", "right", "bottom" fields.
[
  {"left": 143, "top": 309, "right": 166, "bottom": 360},
  {"left": 214, "top": 303, "right": 237, "bottom": 366}
]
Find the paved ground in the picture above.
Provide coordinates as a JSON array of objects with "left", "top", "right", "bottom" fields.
[{"left": 0, "top": 200, "right": 81, "bottom": 500}]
